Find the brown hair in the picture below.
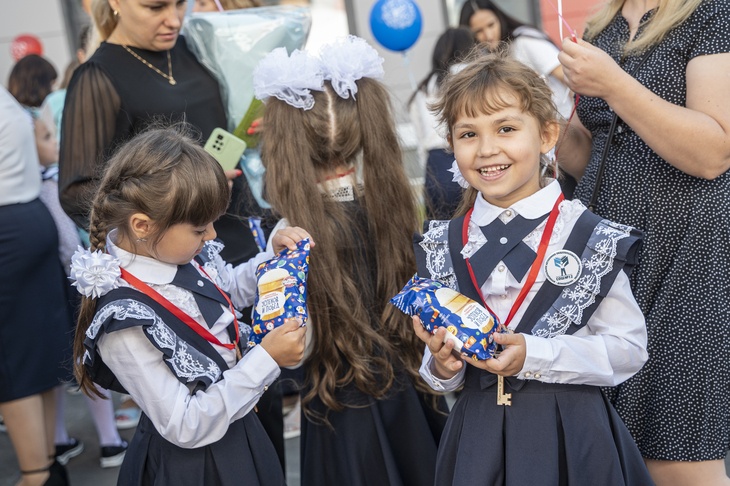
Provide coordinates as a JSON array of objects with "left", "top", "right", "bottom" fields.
[
  {"left": 584, "top": 0, "right": 702, "bottom": 55},
  {"left": 91, "top": 0, "right": 118, "bottom": 41},
  {"left": 431, "top": 48, "right": 560, "bottom": 216},
  {"left": 7, "top": 54, "right": 57, "bottom": 107},
  {"left": 261, "top": 78, "right": 436, "bottom": 423},
  {"left": 220, "top": 0, "right": 261, "bottom": 8},
  {"left": 73, "top": 126, "right": 230, "bottom": 397}
]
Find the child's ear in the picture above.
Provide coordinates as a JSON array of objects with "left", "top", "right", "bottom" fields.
[
  {"left": 129, "top": 213, "right": 153, "bottom": 241},
  {"left": 540, "top": 121, "right": 561, "bottom": 154}
]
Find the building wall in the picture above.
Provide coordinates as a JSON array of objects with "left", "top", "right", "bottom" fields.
[
  {"left": 0, "top": 0, "right": 74, "bottom": 87},
  {"left": 539, "top": 0, "right": 603, "bottom": 43}
]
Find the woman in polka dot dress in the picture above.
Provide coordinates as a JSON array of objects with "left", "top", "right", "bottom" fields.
[{"left": 559, "top": 0, "right": 730, "bottom": 484}]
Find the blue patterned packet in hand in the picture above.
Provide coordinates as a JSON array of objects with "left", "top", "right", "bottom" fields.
[
  {"left": 250, "top": 238, "right": 310, "bottom": 347},
  {"left": 391, "top": 275, "right": 504, "bottom": 361}
]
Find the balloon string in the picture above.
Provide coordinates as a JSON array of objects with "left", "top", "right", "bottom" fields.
[
  {"left": 213, "top": 0, "right": 225, "bottom": 12},
  {"left": 402, "top": 51, "right": 418, "bottom": 92},
  {"left": 543, "top": 0, "right": 577, "bottom": 41}
]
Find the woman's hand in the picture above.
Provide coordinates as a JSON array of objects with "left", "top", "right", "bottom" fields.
[
  {"left": 559, "top": 38, "right": 628, "bottom": 102},
  {"left": 223, "top": 169, "right": 243, "bottom": 190},
  {"left": 271, "top": 226, "right": 315, "bottom": 253},
  {"left": 246, "top": 118, "right": 263, "bottom": 136},
  {"left": 412, "top": 317, "right": 464, "bottom": 380},
  {"left": 259, "top": 318, "right": 306, "bottom": 367},
  {"left": 467, "top": 332, "right": 526, "bottom": 376}
]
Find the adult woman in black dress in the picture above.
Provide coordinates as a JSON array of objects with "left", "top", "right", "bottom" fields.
[
  {"left": 59, "top": 0, "right": 260, "bottom": 267},
  {"left": 558, "top": 0, "right": 730, "bottom": 484}
]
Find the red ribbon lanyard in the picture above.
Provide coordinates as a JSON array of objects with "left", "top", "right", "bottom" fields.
[
  {"left": 463, "top": 194, "right": 564, "bottom": 328},
  {"left": 119, "top": 266, "right": 241, "bottom": 354}
]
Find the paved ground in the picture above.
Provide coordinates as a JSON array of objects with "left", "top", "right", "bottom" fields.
[{"left": 0, "top": 391, "right": 300, "bottom": 486}]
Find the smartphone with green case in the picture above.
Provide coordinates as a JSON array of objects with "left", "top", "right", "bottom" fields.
[{"left": 203, "top": 127, "right": 247, "bottom": 171}]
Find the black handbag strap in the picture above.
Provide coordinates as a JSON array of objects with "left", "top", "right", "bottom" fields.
[{"left": 587, "top": 43, "right": 659, "bottom": 212}]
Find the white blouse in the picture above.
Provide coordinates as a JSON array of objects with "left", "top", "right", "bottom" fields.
[
  {"left": 419, "top": 181, "right": 648, "bottom": 390},
  {"left": 0, "top": 87, "right": 41, "bottom": 206},
  {"left": 97, "top": 237, "right": 280, "bottom": 448}
]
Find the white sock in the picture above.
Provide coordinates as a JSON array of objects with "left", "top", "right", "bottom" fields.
[
  {"left": 84, "top": 388, "right": 123, "bottom": 447},
  {"left": 54, "top": 385, "right": 70, "bottom": 445}
]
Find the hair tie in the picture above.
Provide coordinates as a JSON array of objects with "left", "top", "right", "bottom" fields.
[
  {"left": 69, "top": 247, "right": 123, "bottom": 298},
  {"left": 319, "top": 35, "right": 384, "bottom": 100},
  {"left": 253, "top": 48, "right": 324, "bottom": 110},
  {"left": 449, "top": 159, "right": 470, "bottom": 189},
  {"left": 253, "top": 36, "right": 384, "bottom": 109}
]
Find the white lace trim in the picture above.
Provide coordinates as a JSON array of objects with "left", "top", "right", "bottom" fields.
[
  {"left": 533, "top": 220, "right": 630, "bottom": 338},
  {"left": 87, "top": 299, "right": 221, "bottom": 384},
  {"left": 418, "top": 220, "right": 458, "bottom": 291}
]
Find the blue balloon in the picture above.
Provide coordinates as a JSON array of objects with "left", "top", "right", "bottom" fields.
[{"left": 369, "top": 0, "right": 422, "bottom": 52}]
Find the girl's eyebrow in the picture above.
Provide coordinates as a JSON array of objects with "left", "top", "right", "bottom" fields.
[{"left": 492, "top": 115, "right": 524, "bottom": 125}]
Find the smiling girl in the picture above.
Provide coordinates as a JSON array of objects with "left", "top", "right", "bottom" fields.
[{"left": 411, "top": 51, "right": 654, "bottom": 485}]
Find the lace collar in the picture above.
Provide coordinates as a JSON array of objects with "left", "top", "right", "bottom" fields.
[{"left": 317, "top": 172, "right": 360, "bottom": 202}]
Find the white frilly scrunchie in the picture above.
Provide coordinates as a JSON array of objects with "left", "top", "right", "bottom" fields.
[
  {"left": 253, "top": 47, "right": 324, "bottom": 110},
  {"left": 68, "top": 247, "right": 123, "bottom": 298},
  {"left": 448, "top": 159, "right": 470, "bottom": 189},
  {"left": 319, "top": 35, "right": 384, "bottom": 99}
]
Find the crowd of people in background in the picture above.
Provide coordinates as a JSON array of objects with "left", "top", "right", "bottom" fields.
[{"left": 0, "top": 0, "right": 728, "bottom": 485}]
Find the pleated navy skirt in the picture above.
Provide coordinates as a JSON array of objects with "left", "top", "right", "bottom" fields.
[
  {"left": 0, "top": 199, "right": 73, "bottom": 402},
  {"left": 301, "top": 376, "right": 448, "bottom": 486},
  {"left": 118, "top": 411, "right": 285, "bottom": 486},
  {"left": 435, "top": 368, "right": 654, "bottom": 486}
]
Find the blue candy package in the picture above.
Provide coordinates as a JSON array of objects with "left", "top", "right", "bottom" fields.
[
  {"left": 250, "top": 238, "right": 310, "bottom": 347},
  {"left": 390, "top": 275, "right": 504, "bottom": 361}
]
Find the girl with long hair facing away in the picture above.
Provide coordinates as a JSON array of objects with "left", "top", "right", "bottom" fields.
[
  {"left": 253, "top": 36, "right": 448, "bottom": 486},
  {"left": 413, "top": 50, "right": 653, "bottom": 485},
  {"left": 71, "top": 126, "right": 309, "bottom": 485}
]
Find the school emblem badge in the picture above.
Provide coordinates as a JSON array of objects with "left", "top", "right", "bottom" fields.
[{"left": 544, "top": 250, "right": 582, "bottom": 286}]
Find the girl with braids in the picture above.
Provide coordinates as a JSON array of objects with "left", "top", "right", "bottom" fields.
[
  {"left": 253, "top": 37, "right": 447, "bottom": 486},
  {"left": 412, "top": 51, "right": 652, "bottom": 485},
  {"left": 70, "top": 126, "right": 310, "bottom": 485}
]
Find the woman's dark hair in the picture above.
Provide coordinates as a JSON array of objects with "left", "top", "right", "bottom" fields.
[
  {"left": 7, "top": 54, "right": 57, "bottom": 107},
  {"left": 409, "top": 27, "right": 475, "bottom": 105},
  {"left": 459, "top": 0, "right": 552, "bottom": 45}
]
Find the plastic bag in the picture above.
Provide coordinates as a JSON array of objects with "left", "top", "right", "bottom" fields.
[{"left": 183, "top": 6, "right": 312, "bottom": 133}]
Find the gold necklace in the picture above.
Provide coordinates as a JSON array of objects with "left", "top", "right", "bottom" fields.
[{"left": 122, "top": 45, "right": 176, "bottom": 85}]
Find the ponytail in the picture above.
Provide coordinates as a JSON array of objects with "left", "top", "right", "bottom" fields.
[{"left": 91, "top": 0, "right": 118, "bottom": 41}]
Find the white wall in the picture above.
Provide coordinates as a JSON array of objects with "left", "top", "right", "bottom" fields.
[
  {"left": 344, "top": 0, "right": 447, "bottom": 122},
  {"left": 0, "top": 0, "right": 72, "bottom": 87}
]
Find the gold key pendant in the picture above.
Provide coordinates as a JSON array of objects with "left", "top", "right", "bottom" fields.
[{"left": 497, "top": 375, "right": 512, "bottom": 406}]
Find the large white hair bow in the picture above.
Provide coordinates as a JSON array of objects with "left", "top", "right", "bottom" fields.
[
  {"left": 253, "top": 47, "right": 324, "bottom": 110},
  {"left": 69, "top": 247, "right": 123, "bottom": 299},
  {"left": 319, "top": 35, "right": 384, "bottom": 99}
]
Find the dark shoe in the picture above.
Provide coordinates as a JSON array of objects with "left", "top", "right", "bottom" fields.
[
  {"left": 54, "top": 438, "right": 84, "bottom": 465},
  {"left": 46, "top": 459, "right": 70, "bottom": 486},
  {"left": 100, "top": 439, "right": 128, "bottom": 468},
  {"left": 20, "top": 459, "right": 68, "bottom": 486}
]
